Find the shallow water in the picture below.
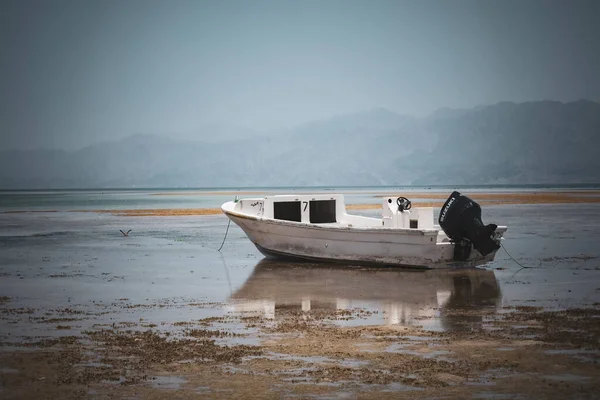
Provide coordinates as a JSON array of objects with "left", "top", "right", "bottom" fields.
[
  {"left": 2, "top": 186, "right": 598, "bottom": 212},
  {"left": 0, "top": 188, "right": 385, "bottom": 212},
  {"left": 0, "top": 198, "right": 599, "bottom": 341}
]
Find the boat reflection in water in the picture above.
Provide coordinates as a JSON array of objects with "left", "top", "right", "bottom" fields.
[{"left": 229, "top": 260, "right": 501, "bottom": 331}]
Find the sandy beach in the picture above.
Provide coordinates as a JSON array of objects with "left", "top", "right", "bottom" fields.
[{"left": 1, "top": 189, "right": 599, "bottom": 399}]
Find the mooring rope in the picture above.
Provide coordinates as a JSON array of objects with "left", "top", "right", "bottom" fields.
[
  {"left": 500, "top": 242, "right": 531, "bottom": 270},
  {"left": 217, "top": 195, "right": 237, "bottom": 252},
  {"left": 217, "top": 218, "right": 231, "bottom": 252},
  {"left": 499, "top": 241, "right": 545, "bottom": 282}
]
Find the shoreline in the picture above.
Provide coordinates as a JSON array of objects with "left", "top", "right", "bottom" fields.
[{"left": 3, "top": 190, "right": 600, "bottom": 216}]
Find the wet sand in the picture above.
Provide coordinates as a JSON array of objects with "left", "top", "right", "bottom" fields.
[
  {"left": 89, "top": 208, "right": 223, "bottom": 217},
  {"left": 1, "top": 194, "right": 599, "bottom": 398},
  {"left": 1, "top": 293, "right": 599, "bottom": 399}
]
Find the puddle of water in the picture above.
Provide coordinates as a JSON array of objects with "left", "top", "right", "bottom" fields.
[
  {"left": 317, "top": 390, "right": 363, "bottom": 399},
  {"left": 221, "top": 366, "right": 249, "bottom": 375},
  {"left": 0, "top": 367, "right": 19, "bottom": 374},
  {"left": 195, "top": 386, "right": 211, "bottom": 394},
  {"left": 281, "top": 376, "right": 315, "bottom": 383},
  {"left": 280, "top": 367, "right": 319, "bottom": 377},
  {"left": 280, "top": 378, "right": 350, "bottom": 388},
  {"left": 385, "top": 343, "right": 453, "bottom": 360},
  {"left": 473, "top": 393, "right": 522, "bottom": 399},
  {"left": 276, "top": 389, "right": 357, "bottom": 400},
  {"left": 229, "top": 260, "right": 502, "bottom": 332},
  {"left": 465, "top": 380, "right": 496, "bottom": 387},
  {"left": 269, "top": 353, "right": 332, "bottom": 364},
  {"left": 511, "top": 325, "right": 542, "bottom": 329},
  {"left": 339, "top": 359, "right": 370, "bottom": 368},
  {"left": 380, "top": 381, "right": 424, "bottom": 392},
  {"left": 404, "top": 335, "right": 442, "bottom": 341},
  {"left": 150, "top": 375, "right": 187, "bottom": 389},
  {"left": 245, "top": 352, "right": 370, "bottom": 372},
  {"left": 75, "top": 362, "right": 112, "bottom": 368},
  {"left": 495, "top": 347, "right": 515, "bottom": 351},
  {"left": 543, "top": 374, "right": 590, "bottom": 382},
  {"left": 543, "top": 349, "right": 600, "bottom": 362},
  {"left": 101, "top": 376, "right": 127, "bottom": 386},
  {"left": 355, "top": 343, "right": 380, "bottom": 353},
  {"left": 467, "top": 369, "right": 516, "bottom": 386},
  {"left": 314, "top": 381, "right": 348, "bottom": 387}
]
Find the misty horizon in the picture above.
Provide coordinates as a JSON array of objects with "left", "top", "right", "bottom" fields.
[
  {"left": 2, "top": 0, "right": 599, "bottom": 151},
  {"left": 1, "top": 99, "right": 599, "bottom": 189},
  {"left": 2, "top": 98, "right": 597, "bottom": 152}
]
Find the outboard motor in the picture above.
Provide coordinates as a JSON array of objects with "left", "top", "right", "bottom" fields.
[{"left": 438, "top": 191, "right": 500, "bottom": 261}]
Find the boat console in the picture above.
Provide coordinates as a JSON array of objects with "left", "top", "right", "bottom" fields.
[{"left": 381, "top": 197, "right": 435, "bottom": 230}]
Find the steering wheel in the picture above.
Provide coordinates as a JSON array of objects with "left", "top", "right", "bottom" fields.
[{"left": 396, "top": 196, "right": 412, "bottom": 211}]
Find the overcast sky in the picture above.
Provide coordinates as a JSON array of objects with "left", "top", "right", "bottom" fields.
[{"left": 1, "top": 0, "right": 599, "bottom": 150}]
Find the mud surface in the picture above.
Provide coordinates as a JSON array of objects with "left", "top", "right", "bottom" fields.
[
  {"left": 1, "top": 194, "right": 600, "bottom": 398},
  {"left": 1, "top": 302, "right": 599, "bottom": 399}
]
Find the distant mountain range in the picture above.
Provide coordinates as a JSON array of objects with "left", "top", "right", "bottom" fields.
[{"left": 1, "top": 100, "right": 599, "bottom": 188}]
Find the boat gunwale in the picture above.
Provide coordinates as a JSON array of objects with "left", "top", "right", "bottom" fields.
[
  {"left": 221, "top": 205, "right": 440, "bottom": 236},
  {"left": 221, "top": 202, "right": 507, "bottom": 236}
]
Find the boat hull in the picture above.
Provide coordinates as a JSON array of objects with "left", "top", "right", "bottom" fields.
[{"left": 223, "top": 210, "right": 500, "bottom": 269}]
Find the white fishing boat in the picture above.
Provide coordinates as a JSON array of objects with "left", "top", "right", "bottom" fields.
[{"left": 221, "top": 191, "right": 507, "bottom": 269}]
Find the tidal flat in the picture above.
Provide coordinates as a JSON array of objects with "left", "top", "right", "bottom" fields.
[{"left": 1, "top": 189, "right": 599, "bottom": 399}]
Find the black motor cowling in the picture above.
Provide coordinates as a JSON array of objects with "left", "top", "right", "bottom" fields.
[{"left": 438, "top": 191, "right": 500, "bottom": 258}]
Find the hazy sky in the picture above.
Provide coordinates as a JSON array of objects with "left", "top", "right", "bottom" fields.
[{"left": 1, "top": 0, "right": 599, "bottom": 150}]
